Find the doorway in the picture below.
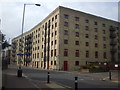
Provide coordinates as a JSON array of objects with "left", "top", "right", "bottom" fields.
[{"left": 64, "top": 61, "right": 68, "bottom": 71}]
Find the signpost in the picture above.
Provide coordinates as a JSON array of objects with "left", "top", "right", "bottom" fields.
[{"left": 17, "top": 53, "right": 24, "bottom": 77}]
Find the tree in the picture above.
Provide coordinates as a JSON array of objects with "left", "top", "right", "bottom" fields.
[
  {"left": 0, "top": 31, "right": 10, "bottom": 49},
  {"left": 2, "top": 40, "right": 10, "bottom": 49}
]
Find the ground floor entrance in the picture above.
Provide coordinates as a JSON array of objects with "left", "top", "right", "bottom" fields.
[{"left": 64, "top": 61, "right": 68, "bottom": 71}]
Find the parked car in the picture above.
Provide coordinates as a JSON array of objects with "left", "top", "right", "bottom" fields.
[{"left": 107, "top": 63, "right": 120, "bottom": 70}]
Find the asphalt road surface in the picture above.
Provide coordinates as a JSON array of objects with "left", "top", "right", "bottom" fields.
[{"left": 10, "top": 65, "right": 119, "bottom": 89}]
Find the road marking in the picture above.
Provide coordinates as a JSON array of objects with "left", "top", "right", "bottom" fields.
[
  {"left": 23, "top": 73, "right": 41, "bottom": 89},
  {"left": 80, "top": 79, "right": 84, "bottom": 80},
  {"left": 102, "top": 77, "right": 109, "bottom": 81},
  {"left": 112, "top": 81, "right": 120, "bottom": 83},
  {"left": 54, "top": 82, "right": 72, "bottom": 89}
]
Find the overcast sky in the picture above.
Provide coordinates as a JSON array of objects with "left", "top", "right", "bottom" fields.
[{"left": 0, "top": 0, "right": 119, "bottom": 43}]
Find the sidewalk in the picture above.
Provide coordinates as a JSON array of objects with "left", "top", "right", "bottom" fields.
[{"left": 2, "top": 66, "right": 68, "bottom": 90}]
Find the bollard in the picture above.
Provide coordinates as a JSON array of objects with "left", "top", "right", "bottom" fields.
[
  {"left": 17, "top": 68, "right": 22, "bottom": 77},
  {"left": 47, "top": 72, "right": 50, "bottom": 83},
  {"left": 75, "top": 76, "right": 78, "bottom": 90},
  {"left": 109, "top": 70, "right": 111, "bottom": 80}
]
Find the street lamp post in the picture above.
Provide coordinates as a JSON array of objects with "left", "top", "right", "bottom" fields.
[{"left": 17, "top": 3, "right": 40, "bottom": 77}]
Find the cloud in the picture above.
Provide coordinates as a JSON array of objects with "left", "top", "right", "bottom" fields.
[{"left": 0, "top": 1, "right": 118, "bottom": 43}]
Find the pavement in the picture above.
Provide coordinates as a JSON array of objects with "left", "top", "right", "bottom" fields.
[
  {"left": 2, "top": 65, "right": 119, "bottom": 90},
  {"left": 2, "top": 66, "right": 69, "bottom": 90}
]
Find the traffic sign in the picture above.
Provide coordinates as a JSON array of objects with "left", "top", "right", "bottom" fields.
[{"left": 17, "top": 53, "right": 24, "bottom": 56}]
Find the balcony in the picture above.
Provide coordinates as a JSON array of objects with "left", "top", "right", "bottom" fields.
[
  {"left": 110, "top": 41, "right": 117, "bottom": 46},
  {"left": 12, "top": 46, "right": 16, "bottom": 49},
  {"left": 110, "top": 33, "right": 117, "bottom": 38},
  {"left": 19, "top": 48, "right": 23, "bottom": 52},
  {"left": 12, "top": 42, "right": 17, "bottom": 45},
  {"left": 110, "top": 48, "right": 117, "bottom": 53},
  {"left": 109, "top": 27, "right": 116, "bottom": 32},
  {"left": 19, "top": 43, "right": 23, "bottom": 47},
  {"left": 12, "top": 50, "right": 16, "bottom": 53},
  {"left": 24, "top": 52, "right": 31, "bottom": 56}
]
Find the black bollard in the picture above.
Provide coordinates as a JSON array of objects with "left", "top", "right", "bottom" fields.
[
  {"left": 47, "top": 72, "right": 50, "bottom": 83},
  {"left": 109, "top": 70, "right": 111, "bottom": 80},
  {"left": 75, "top": 76, "right": 78, "bottom": 90},
  {"left": 17, "top": 67, "right": 22, "bottom": 77}
]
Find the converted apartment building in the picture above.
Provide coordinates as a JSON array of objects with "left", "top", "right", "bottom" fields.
[{"left": 12, "top": 6, "right": 120, "bottom": 71}]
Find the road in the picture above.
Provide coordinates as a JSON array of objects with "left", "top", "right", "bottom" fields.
[{"left": 10, "top": 65, "right": 119, "bottom": 89}]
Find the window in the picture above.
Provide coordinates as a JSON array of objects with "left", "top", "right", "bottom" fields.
[
  {"left": 75, "top": 41, "right": 79, "bottom": 45},
  {"left": 86, "top": 51, "right": 89, "bottom": 58},
  {"left": 75, "top": 17, "right": 79, "bottom": 21},
  {"left": 75, "top": 24, "right": 79, "bottom": 29},
  {"left": 54, "top": 49, "right": 56, "bottom": 56},
  {"left": 85, "top": 19, "right": 89, "bottom": 23},
  {"left": 38, "top": 34, "right": 40, "bottom": 37},
  {"left": 54, "top": 61, "right": 56, "bottom": 65},
  {"left": 75, "top": 32, "right": 79, "bottom": 37},
  {"left": 52, "top": 17, "right": 54, "bottom": 21},
  {"left": 85, "top": 34, "right": 89, "bottom": 38},
  {"left": 95, "top": 43, "right": 98, "bottom": 47},
  {"left": 52, "top": 25, "right": 54, "bottom": 29},
  {"left": 64, "top": 49, "right": 68, "bottom": 56},
  {"left": 86, "top": 42, "right": 89, "bottom": 46},
  {"left": 41, "top": 52, "right": 43, "bottom": 58},
  {"left": 55, "top": 22, "right": 57, "bottom": 27},
  {"left": 52, "top": 33, "right": 53, "bottom": 37},
  {"left": 55, "top": 31, "right": 57, "bottom": 35},
  {"left": 38, "top": 40, "right": 39, "bottom": 43},
  {"left": 38, "top": 46, "right": 39, "bottom": 50},
  {"left": 95, "top": 35, "right": 98, "bottom": 40},
  {"left": 51, "top": 61, "right": 53, "bottom": 65},
  {"left": 103, "top": 30, "right": 106, "bottom": 34},
  {"left": 64, "top": 22, "right": 68, "bottom": 27},
  {"left": 35, "top": 53, "right": 36, "bottom": 59},
  {"left": 102, "top": 24, "right": 106, "bottom": 27},
  {"left": 36, "top": 29, "right": 38, "bottom": 33},
  {"left": 75, "top": 61, "right": 79, "bottom": 66},
  {"left": 33, "top": 54, "right": 34, "bottom": 59},
  {"left": 51, "top": 41, "right": 53, "bottom": 45},
  {"left": 103, "top": 52, "right": 107, "bottom": 59},
  {"left": 75, "top": 50, "right": 79, "bottom": 57},
  {"left": 38, "top": 28, "right": 40, "bottom": 31},
  {"left": 64, "top": 14, "right": 69, "bottom": 19},
  {"left": 55, "top": 15, "right": 57, "bottom": 19},
  {"left": 51, "top": 50, "right": 53, "bottom": 57},
  {"left": 95, "top": 51, "right": 98, "bottom": 58},
  {"left": 85, "top": 26, "right": 89, "bottom": 30},
  {"left": 54, "top": 40, "right": 56, "bottom": 44},
  {"left": 64, "top": 39, "right": 68, "bottom": 44},
  {"left": 103, "top": 37, "right": 106, "bottom": 41},
  {"left": 64, "top": 30, "right": 68, "bottom": 35},
  {"left": 94, "top": 28, "right": 98, "bottom": 32},
  {"left": 103, "top": 44, "right": 106, "bottom": 48},
  {"left": 37, "top": 53, "right": 39, "bottom": 58},
  {"left": 94, "top": 21, "right": 98, "bottom": 25}
]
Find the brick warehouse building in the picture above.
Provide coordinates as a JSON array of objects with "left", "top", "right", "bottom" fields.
[{"left": 12, "top": 6, "right": 120, "bottom": 71}]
